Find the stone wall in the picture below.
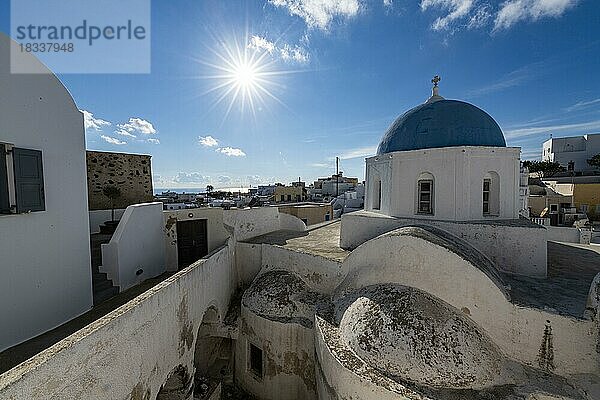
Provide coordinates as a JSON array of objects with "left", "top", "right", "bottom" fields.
[{"left": 86, "top": 150, "right": 154, "bottom": 211}]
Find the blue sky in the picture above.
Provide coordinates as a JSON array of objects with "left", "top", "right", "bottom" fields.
[{"left": 2, "top": 0, "right": 599, "bottom": 189}]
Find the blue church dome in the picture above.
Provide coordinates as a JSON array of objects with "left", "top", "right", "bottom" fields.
[{"left": 376, "top": 98, "right": 506, "bottom": 155}]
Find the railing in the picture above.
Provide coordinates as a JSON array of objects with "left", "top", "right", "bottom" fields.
[{"left": 531, "top": 217, "right": 550, "bottom": 226}]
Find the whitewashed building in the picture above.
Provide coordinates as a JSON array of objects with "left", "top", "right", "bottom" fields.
[
  {"left": 1, "top": 71, "right": 599, "bottom": 399},
  {"left": 542, "top": 133, "right": 600, "bottom": 172},
  {"left": 0, "top": 33, "right": 92, "bottom": 352}
]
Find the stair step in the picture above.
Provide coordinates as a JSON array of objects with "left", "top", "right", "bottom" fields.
[
  {"left": 92, "top": 272, "right": 108, "bottom": 282},
  {"left": 93, "top": 279, "right": 113, "bottom": 292},
  {"left": 93, "top": 286, "right": 119, "bottom": 306}
]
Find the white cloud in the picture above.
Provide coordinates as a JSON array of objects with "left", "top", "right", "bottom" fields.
[
  {"left": 248, "top": 35, "right": 276, "bottom": 53},
  {"left": 338, "top": 145, "right": 377, "bottom": 160},
  {"left": 147, "top": 138, "right": 160, "bottom": 144},
  {"left": 420, "top": 0, "right": 474, "bottom": 30},
  {"left": 494, "top": 0, "right": 576, "bottom": 30},
  {"left": 247, "top": 175, "right": 264, "bottom": 184},
  {"left": 279, "top": 43, "right": 310, "bottom": 63},
  {"left": 248, "top": 35, "right": 310, "bottom": 64},
  {"left": 82, "top": 110, "right": 111, "bottom": 132},
  {"left": 466, "top": 63, "right": 538, "bottom": 97},
  {"left": 198, "top": 135, "right": 219, "bottom": 147},
  {"left": 115, "top": 128, "right": 137, "bottom": 138},
  {"left": 217, "top": 147, "right": 247, "bottom": 157},
  {"left": 383, "top": 0, "right": 393, "bottom": 7},
  {"left": 467, "top": 4, "right": 492, "bottom": 28},
  {"left": 269, "top": 0, "right": 362, "bottom": 30},
  {"left": 218, "top": 175, "right": 232, "bottom": 184},
  {"left": 174, "top": 172, "right": 211, "bottom": 184},
  {"left": 310, "top": 162, "right": 331, "bottom": 168},
  {"left": 564, "top": 98, "right": 600, "bottom": 113},
  {"left": 100, "top": 135, "right": 127, "bottom": 145},
  {"left": 117, "top": 117, "right": 157, "bottom": 136},
  {"left": 504, "top": 119, "right": 600, "bottom": 140}
]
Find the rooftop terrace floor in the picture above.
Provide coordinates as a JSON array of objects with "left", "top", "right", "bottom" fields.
[
  {"left": 244, "top": 221, "right": 350, "bottom": 262},
  {"left": 503, "top": 241, "right": 600, "bottom": 318}
]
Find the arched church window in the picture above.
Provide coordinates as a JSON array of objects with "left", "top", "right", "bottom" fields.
[
  {"left": 372, "top": 178, "right": 381, "bottom": 210},
  {"left": 416, "top": 173, "right": 434, "bottom": 215},
  {"left": 483, "top": 172, "right": 500, "bottom": 216}
]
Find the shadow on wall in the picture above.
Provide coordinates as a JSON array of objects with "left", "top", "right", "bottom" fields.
[{"left": 156, "top": 364, "right": 193, "bottom": 400}]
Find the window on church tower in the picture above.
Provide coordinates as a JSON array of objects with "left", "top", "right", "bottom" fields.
[
  {"left": 483, "top": 172, "right": 500, "bottom": 216},
  {"left": 483, "top": 179, "right": 491, "bottom": 215},
  {"left": 417, "top": 180, "right": 433, "bottom": 214},
  {"left": 373, "top": 179, "right": 381, "bottom": 210}
]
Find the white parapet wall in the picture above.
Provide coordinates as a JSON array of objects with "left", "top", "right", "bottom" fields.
[
  {"left": 341, "top": 210, "right": 548, "bottom": 277},
  {"left": 101, "top": 202, "right": 166, "bottom": 291},
  {"left": 0, "top": 244, "right": 234, "bottom": 400},
  {"left": 545, "top": 226, "right": 581, "bottom": 244},
  {"left": 88, "top": 208, "right": 126, "bottom": 234}
]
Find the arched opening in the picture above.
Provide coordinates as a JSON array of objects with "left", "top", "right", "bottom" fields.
[
  {"left": 372, "top": 177, "right": 382, "bottom": 210},
  {"left": 416, "top": 172, "right": 435, "bottom": 215},
  {"left": 193, "top": 306, "right": 233, "bottom": 399},
  {"left": 483, "top": 171, "right": 500, "bottom": 216},
  {"left": 156, "top": 365, "right": 193, "bottom": 400}
]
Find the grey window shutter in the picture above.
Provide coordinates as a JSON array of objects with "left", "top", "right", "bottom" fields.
[
  {"left": 13, "top": 148, "right": 45, "bottom": 213},
  {"left": 0, "top": 144, "right": 9, "bottom": 214}
]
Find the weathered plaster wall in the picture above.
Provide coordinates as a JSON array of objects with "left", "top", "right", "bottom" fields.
[
  {"left": 341, "top": 210, "right": 547, "bottom": 277},
  {"left": 278, "top": 212, "right": 307, "bottom": 231},
  {"left": 237, "top": 271, "right": 319, "bottom": 399},
  {"left": 88, "top": 208, "right": 126, "bottom": 233},
  {"left": 223, "top": 208, "right": 282, "bottom": 242},
  {"left": 277, "top": 204, "right": 332, "bottom": 227},
  {"left": 0, "top": 33, "right": 92, "bottom": 352},
  {"left": 546, "top": 226, "right": 581, "bottom": 243},
  {"left": 236, "top": 308, "right": 317, "bottom": 400},
  {"left": 235, "top": 242, "right": 263, "bottom": 287},
  {"left": 101, "top": 203, "right": 166, "bottom": 291},
  {"left": 164, "top": 208, "right": 230, "bottom": 272},
  {"left": 338, "top": 227, "right": 599, "bottom": 377},
  {"left": 86, "top": 150, "right": 153, "bottom": 211},
  {"left": 0, "top": 244, "right": 234, "bottom": 400},
  {"left": 261, "top": 245, "right": 346, "bottom": 294}
]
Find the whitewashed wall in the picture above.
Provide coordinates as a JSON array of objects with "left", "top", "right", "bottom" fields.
[
  {"left": 0, "top": 244, "right": 234, "bottom": 399},
  {"left": 338, "top": 228, "right": 598, "bottom": 377},
  {"left": 236, "top": 306, "right": 316, "bottom": 400},
  {"left": 341, "top": 210, "right": 547, "bottom": 277},
  {"left": 0, "top": 33, "right": 92, "bottom": 351},
  {"left": 164, "top": 208, "right": 230, "bottom": 272},
  {"left": 545, "top": 226, "right": 581, "bottom": 243},
  {"left": 101, "top": 202, "right": 166, "bottom": 291},
  {"left": 223, "top": 207, "right": 282, "bottom": 242},
  {"left": 88, "top": 208, "right": 126, "bottom": 234},
  {"left": 365, "top": 146, "right": 520, "bottom": 221}
]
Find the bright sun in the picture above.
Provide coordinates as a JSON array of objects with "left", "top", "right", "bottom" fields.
[
  {"left": 233, "top": 63, "right": 258, "bottom": 88},
  {"left": 195, "top": 35, "right": 293, "bottom": 120}
]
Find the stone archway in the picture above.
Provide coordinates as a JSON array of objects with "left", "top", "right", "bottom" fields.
[
  {"left": 193, "top": 306, "right": 233, "bottom": 399},
  {"left": 156, "top": 365, "right": 193, "bottom": 400}
]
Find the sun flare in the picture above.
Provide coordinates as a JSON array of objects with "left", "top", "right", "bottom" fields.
[{"left": 193, "top": 34, "right": 296, "bottom": 121}]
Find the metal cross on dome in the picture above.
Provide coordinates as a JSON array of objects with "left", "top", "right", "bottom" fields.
[{"left": 432, "top": 75, "right": 441, "bottom": 87}]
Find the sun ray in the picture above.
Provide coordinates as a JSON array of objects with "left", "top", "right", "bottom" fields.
[{"left": 190, "top": 33, "right": 308, "bottom": 118}]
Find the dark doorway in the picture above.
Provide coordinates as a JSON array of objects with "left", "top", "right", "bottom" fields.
[{"left": 177, "top": 219, "right": 208, "bottom": 269}]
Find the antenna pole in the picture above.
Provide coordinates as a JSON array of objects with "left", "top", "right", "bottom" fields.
[{"left": 336, "top": 157, "right": 339, "bottom": 198}]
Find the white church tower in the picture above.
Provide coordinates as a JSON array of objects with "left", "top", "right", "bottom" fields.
[
  {"left": 342, "top": 76, "right": 548, "bottom": 277},
  {"left": 365, "top": 76, "right": 521, "bottom": 221}
]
